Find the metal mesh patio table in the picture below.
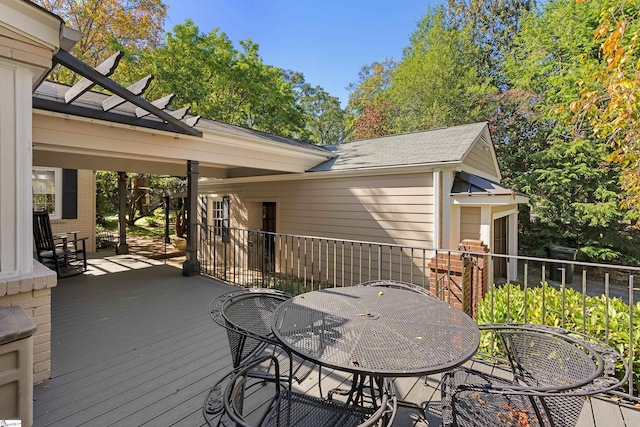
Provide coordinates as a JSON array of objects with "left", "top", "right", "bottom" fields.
[{"left": 271, "top": 285, "right": 480, "bottom": 378}]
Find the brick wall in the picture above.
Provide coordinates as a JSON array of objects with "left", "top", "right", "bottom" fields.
[
  {"left": 0, "top": 262, "right": 56, "bottom": 383},
  {"left": 50, "top": 169, "right": 96, "bottom": 252}
]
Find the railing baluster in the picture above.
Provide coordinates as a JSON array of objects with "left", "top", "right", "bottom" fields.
[
  {"left": 541, "top": 264, "right": 546, "bottom": 324},
  {"left": 629, "top": 274, "right": 635, "bottom": 398},
  {"left": 368, "top": 245, "right": 372, "bottom": 281},
  {"left": 523, "top": 261, "right": 528, "bottom": 323},
  {"left": 605, "top": 272, "right": 610, "bottom": 343},
  {"left": 359, "top": 243, "right": 362, "bottom": 283},
  {"left": 350, "top": 242, "right": 354, "bottom": 286},
  {"left": 377, "top": 245, "right": 382, "bottom": 280},
  {"left": 582, "top": 269, "right": 587, "bottom": 334},
  {"left": 561, "top": 268, "right": 566, "bottom": 329},
  {"left": 341, "top": 242, "right": 345, "bottom": 287}
]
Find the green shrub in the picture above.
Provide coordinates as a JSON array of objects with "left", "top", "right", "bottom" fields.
[{"left": 478, "top": 283, "right": 640, "bottom": 392}]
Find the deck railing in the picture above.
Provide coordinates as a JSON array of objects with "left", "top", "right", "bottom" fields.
[{"left": 197, "top": 225, "right": 640, "bottom": 400}]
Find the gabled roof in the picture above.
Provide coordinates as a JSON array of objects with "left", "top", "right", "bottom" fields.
[{"left": 308, "top": 122, "right": 489, "bottom": 172}]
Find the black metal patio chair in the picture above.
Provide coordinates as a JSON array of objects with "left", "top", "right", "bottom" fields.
[
  {"left": 209, "top": 289, "right": 315, "bottom": 384},
  {"left": 203, "top": 355, "right": 396, "bottom": 427},
  {"left": 441, "top": 323, "right": 629, "bottom": 427},
  {"left": 33, "top": 210, "right": 87, "bottom": 278}
]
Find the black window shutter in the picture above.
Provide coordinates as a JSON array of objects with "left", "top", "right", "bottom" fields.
[
  {"left": 222, "top": 195, "right": 230, "bottom": 243},
  {"left": 62, "top": 169, "right": 78, "bottom": 219}
]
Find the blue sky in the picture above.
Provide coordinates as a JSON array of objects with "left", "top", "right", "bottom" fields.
[{"left": 161, "top": 0, "right": 439, "bottom": 107}]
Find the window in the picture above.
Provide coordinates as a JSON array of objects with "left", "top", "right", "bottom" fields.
[
  {"left": 207, "top": 195, "right": 230, "bottom": 243},
  {"left": 32, "top": 167, "right": 61, "bottom": 219}
]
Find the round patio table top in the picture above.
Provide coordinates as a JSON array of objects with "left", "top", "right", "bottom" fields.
[{"left": 271, "top": 285, "right": 480, "bottom": 377}]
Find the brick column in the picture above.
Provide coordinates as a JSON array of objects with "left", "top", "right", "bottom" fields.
[
  {"left": 0, "top": 262, "right": 57, "bottom": 383},
  {"left": 458, "top": 239, "right": 490, "bottom": 316},
  {"left": 428, "top": 252, "right": 472, "bottom": 313},
  {"left": 428, "top": 239, "right": 490, "bottom": 316}
]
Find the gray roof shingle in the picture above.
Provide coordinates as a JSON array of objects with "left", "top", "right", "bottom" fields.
[{"left": 308, "top": 123, "right": 488, "bottom": 172}]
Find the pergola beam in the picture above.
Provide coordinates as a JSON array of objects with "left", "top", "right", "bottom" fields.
[
  {"left": 135, "top": 94, "right": 174, "bottom": 118},
  {"left": 64, "top": 51, "right": 123, "bottom": 104},
  {"left": 54, "top": 50, "right": 202, "bottom": 137},
  {"left": 102, "top": 75, "right": 153, "bottom": 112}
]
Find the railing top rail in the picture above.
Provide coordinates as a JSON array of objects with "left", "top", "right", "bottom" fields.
[{"left": 198, "top": 224, "right": 640, "bottom": 273}]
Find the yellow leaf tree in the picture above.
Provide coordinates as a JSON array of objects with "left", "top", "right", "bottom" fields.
[
  {"left": 573, "top": 0, "right": 640, "bottom": 219},
  {"left": 35, "top": 0, "right": 167, "bottom": 84}
]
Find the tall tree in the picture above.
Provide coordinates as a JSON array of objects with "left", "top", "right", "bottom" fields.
[
  {"left": 34, "top": 0, "right": 166, "bottom": 84},
  {"left": 141, "top": 20, "right": 305, "bottom": 137},
  {"left": 344, "top": 59, "right": 396, "bottom": 141},
  {"left": 296, "top": 82, "right": 345, "bottom": 145},
  {"left": 505, "top": 0, "right": 639, "bottom": 262},
  {"left": 446, "top": 0, "right": 534, "bottom": 88},
  {"left": 390, "top": 8, "right": 495, "bottom": 132}
]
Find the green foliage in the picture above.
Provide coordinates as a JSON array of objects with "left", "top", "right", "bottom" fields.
[
  {"left": 478, "top": 283, "right": 640, "bottom": 386},
  {"left": 295, "top": 80, "right": 345, "bottom": 145},
  {"left": 95, "top": 171, "right": 182, "bottom": 226},
  {"left": 139, "top": 20, "right": 305, "bottom": 138},
  {"left": 390, "top": 8, "right": 496, "bottom": 132}
]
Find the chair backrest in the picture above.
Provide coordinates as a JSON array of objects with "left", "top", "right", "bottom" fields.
[
  {"left": 33, "top": 210, "right": 56, "bottom": 253},
  {"left": 489, "top": 324, "right": 626, "bottom": 427},
  {"left": 502, "top": 329, "right": 600, "bottom": 390},
  {"left": 210, "top": 289, "right": 292, "bottom": 367}
]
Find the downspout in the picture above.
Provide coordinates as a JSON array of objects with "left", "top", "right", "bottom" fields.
[{"left": 433, "top": 168, "right": 440, "bottom": 249}]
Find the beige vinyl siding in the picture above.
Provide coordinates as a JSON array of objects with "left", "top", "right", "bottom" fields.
[
  {"left": 233, "top": 173, "right": 435, "bottom": 248},
  {"left": 460, "top": 206, "right": 481, "bottom": 242},
  {"left": 463, "top": 141, "right": 499, "bottom": 179},
  {"left": 202, "top": 173, "right": 436, "bottom": 285},
  {"left": 0, "top": 26, "right": 52, "bottom": 69}
]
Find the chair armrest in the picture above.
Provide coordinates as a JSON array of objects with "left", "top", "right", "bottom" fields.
[
  {"left": 447, "top": 367, "right": 583, "bottom": 397},
  {"left": 224, "top": 355, "right": 281, "bottom": 427}
]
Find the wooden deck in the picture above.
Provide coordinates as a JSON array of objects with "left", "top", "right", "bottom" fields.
[{"left": 33, "top": 254, "right": 640, "bottom": 426}]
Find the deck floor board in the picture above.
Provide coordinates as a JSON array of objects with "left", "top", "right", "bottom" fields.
[{"left": 32, "top": 254, "right": 637, "bottom": 426}]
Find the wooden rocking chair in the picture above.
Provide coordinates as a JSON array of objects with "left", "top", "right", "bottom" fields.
[{"left": 33, "top": 210, "right": 87, "bottom": 278}]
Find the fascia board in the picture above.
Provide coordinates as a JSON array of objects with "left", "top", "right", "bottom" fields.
[
  {"left": 199, "top": 162, "right": 461, "bottom": 189},
  {"left": 198, "top": 128, "right": 332, "bottom": 162},
  {"left": 451, "top": 194, "right": 529, "bottom": 205},
  {"left": 0, "top": 0, "right": 61, "bottom": 51}
]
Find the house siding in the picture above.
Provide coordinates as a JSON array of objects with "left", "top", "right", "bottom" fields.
[
  {"left": 463, "top": 142, "right": 499, "bottom": 179},
  {"left": 0, "top": 26, "right": 52, "bottom": 70},
  {"left": 49, "top": 169, "right": 96, "bottom": 252},
  {"left": 460, "top": 206, "right": 481, "bottom": 242},
  {"left": 231, "top": 173, "right": 435, "bottom": 248},
  {"left": 201, "top": 173, "right": 436, "bottom": 285}
]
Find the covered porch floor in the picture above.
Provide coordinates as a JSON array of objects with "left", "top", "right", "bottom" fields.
[{"left": 33, "top": 254, "right": 639, "bottom": 426}]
